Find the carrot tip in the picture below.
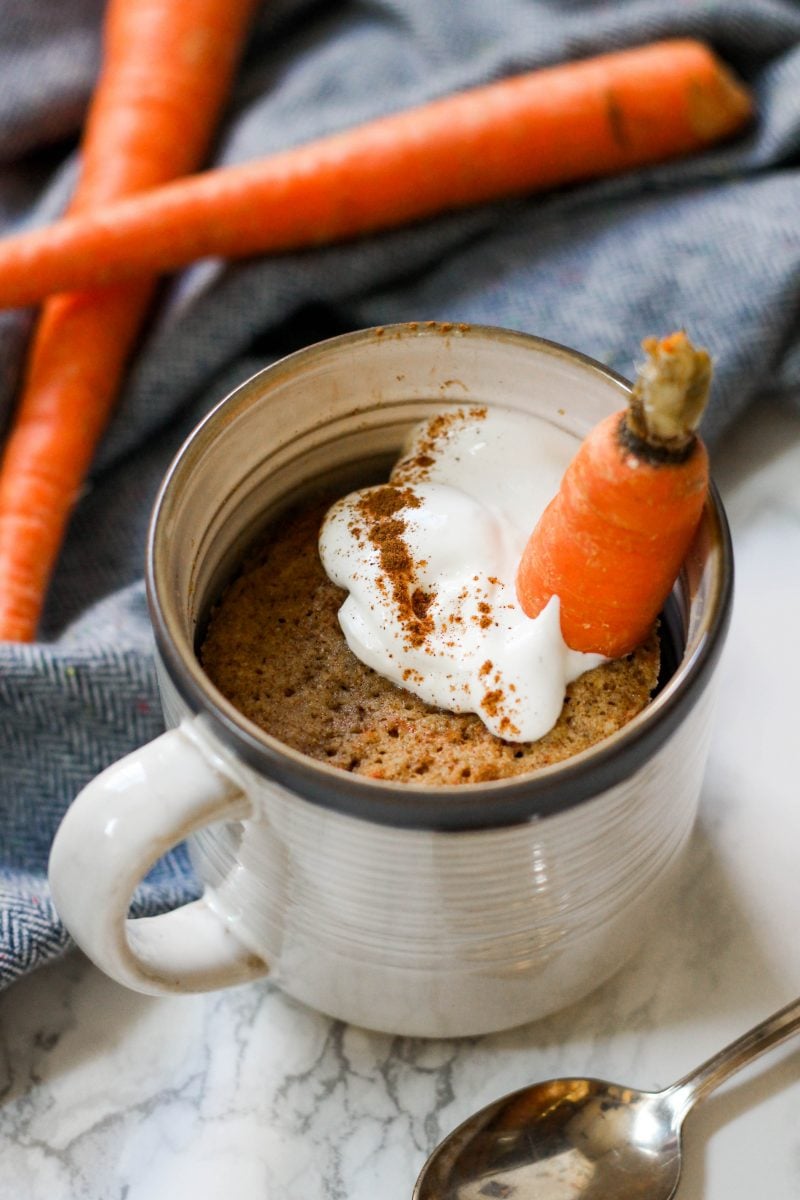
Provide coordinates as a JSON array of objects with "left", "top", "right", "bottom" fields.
[{"left": 628, "top": 331, "right": 712, "bottom": 450}]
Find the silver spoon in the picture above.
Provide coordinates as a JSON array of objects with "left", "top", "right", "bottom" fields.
[{"left": 413, "top": 996, "right": 800, "bottom": 1200}]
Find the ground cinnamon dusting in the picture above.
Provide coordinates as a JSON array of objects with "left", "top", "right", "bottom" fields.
[
  {"left": 352, "top": 484, "right": 435, "bottom": 649},
  {"left": 481, "top": 689, "right": 504, "bottom": 717},
  {"left": 477, "top": 600, "right": 493, "bottom": 629},
  {"left": 393, "top": 405, "right": 488, "bottom": 485}
]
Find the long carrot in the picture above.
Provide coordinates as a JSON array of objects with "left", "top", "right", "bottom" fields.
[
  {"left": 0, "top": 39, "right": 751, "bottom": 311},
  {"left": 0, "top": 0, "right": 257, "bottom": 641},
  {"left": 516, "top": 331, "right": 712, "bottom": 659}
]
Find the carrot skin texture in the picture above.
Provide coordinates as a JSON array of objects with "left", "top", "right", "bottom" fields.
[
  {"left": 0, "top": 285, "right": 154, "bottom": 640},
  {"left": 0, "top": 0, "right": 258, "bottom": 641},
  {"left": 516, "top": 411, "right": 709, "bottom": 658},
  {"left": 0, "top": 39, "right": 752, "bottom": 308}
]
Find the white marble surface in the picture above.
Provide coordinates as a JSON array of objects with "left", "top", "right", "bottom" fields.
[{"left": 2, "top": 396, "right": 800, "bottom": 1200}]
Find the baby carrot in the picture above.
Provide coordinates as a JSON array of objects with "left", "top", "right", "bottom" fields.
[
  {"left": 0, "top": 0, "right": 257, "bottom": 641},
  {"left": 0, "top": 39, "right": 751, "bottom": 310},
  {"left": 516, "top": 332, "right": 712, "bottom": 658}
]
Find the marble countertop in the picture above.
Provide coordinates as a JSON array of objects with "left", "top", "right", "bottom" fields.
[{"left": 2, "top": 397, "right": 799, "bottom": 1200}]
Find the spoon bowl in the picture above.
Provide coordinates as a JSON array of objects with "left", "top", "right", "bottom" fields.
[{"left": 414, "top": 997, "right": 800, "bottom": 1200}]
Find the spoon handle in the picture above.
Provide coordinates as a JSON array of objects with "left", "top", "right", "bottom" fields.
[{"left": 669, "top": 995, "right": 800, "bottom": 1118}]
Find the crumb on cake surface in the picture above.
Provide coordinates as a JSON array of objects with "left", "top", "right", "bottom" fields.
[{"left": 200, "top": 499, "right": 661, "bottom": 786}]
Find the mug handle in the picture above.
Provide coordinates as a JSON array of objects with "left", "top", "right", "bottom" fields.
[{"left": 48, "top": 718, "right": 269, "bottom": 995}]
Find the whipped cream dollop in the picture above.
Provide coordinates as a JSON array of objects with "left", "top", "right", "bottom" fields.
[{"left": 319, "top": 405, "right": 604, "bottom": 742}]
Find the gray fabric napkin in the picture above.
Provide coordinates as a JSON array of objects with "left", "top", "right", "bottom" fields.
[{"left": 1, "top": 0, "right": 799, "bottom": 988}]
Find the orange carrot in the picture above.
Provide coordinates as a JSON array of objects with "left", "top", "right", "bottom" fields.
[
  {"left": 516, "top": 332, "right": 712, "bottom": 658},
  {"left": 0, "top": 39, "right": 751, "bottom": 310},
  {"left": 0, "top": 0, "right": 257, "bottom": 641}
]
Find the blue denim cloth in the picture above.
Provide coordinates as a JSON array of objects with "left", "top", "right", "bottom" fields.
[{"left": 1, "top": 0, "right": 799, "bottom": 987}]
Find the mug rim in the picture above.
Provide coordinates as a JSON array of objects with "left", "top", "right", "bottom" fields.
[{"left": 146, "top": 323, "right": 734, "bottom": 832}]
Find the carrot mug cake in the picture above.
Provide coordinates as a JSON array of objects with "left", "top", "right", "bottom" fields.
[{"left": 48, "top": 325, "right": 732, "bottom": 1036}]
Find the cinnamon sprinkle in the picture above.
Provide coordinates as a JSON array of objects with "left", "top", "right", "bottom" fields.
[
  {"left": 481, "top": 688, "right": 504, "bottom": 717},
  {"left": 476, "top": 600, "right": 493, "bottom": 629},
  {"left": 393, "top": 405, "right": 488, "bottom": 483},
  {"left": 351, "top": 485, "right": 435, "bottom": 649}
]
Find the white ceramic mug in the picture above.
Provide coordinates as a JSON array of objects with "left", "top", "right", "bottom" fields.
[{"left": 48, "top": 324, "right": 732, "bottom": 1037}]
